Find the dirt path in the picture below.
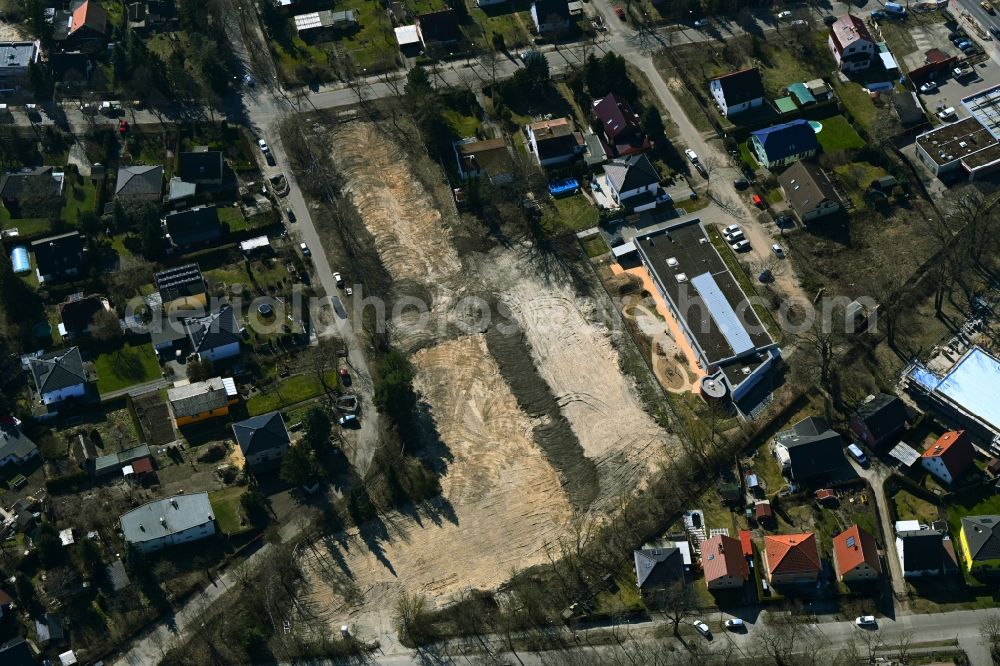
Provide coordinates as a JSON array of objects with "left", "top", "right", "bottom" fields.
[{"left": 299, "top": 335, "right": 572, "bottom": 636}]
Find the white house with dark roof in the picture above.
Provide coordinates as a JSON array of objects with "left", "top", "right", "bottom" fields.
[
  {"left": 709, "top": 68, "right": 765, "bottom": 118},
  {"left": 185, "top": 305, "right": 242, "bottom": 362},
  {"left": 119, "top": 492, "right": 215, "bottom": 553},
  {"left": 29, "top": 347, "right": 89, "bottom": 405},
  {"left": 603, "top": 153, "right": 661, "bottom": 211},
  {"left": 232, "top": 411, "right": 291, "bottom": 467},
  {"left": 828, "top": 14, "right": 876, "bottom": 72}
]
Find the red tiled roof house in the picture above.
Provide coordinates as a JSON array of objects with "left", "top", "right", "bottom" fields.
[
  {"left": 763, "top": 533, "right": 821, "bottom": 585},
  {"left": 702, "top": 534, "right": 750, "bottom": 589},
  {"left": 833, "top": 524, "right": 881, "bottom": 582},
  {"left": 921, "top": 430, "right": 974, "bottom": 485}
]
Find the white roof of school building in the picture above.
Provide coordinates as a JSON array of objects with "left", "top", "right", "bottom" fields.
[
  {"left": 690, "top": 272, "right": 754, "bottom": 357},
  {"left": 120, "top": 492, "right": 213, "bottom": 545},
  {"left": 911, "top": 346, "right": 1000, "bottom": 434},
  {"left": 961, "top": 84, "right": 1000, "bottom": 138}
]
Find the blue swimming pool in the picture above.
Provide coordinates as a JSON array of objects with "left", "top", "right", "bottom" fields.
[
  {"left": 548, "top": 178, "right": 580, "bottom": 197},
  {"left": 10, "top": 246, "right": 29, "bottom": 273}
]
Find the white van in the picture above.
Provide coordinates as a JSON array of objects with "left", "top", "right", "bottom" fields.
[
  {"left": 847, "top": 443, "right": 868, "bottom": 466},
  {"left": 937, "top": 106, "right": 957, "bottom": 121}
]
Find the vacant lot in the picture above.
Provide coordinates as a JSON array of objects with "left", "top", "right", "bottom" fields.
[{"left": 94, "top": 342, "right": 161, "bottom": 394}]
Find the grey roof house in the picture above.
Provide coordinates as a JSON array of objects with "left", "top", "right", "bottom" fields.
[
  {"left": 0, "top": 423, "right": 39, "bottom": 467},
  {"left": 29, "top": 347, "right": 89, "bottom": 406},
  {"left": 776, "top": 161, "right": 842, "bottom": 222},
  {"left": 897, "top": 528, "right": 958, "bottom": 577},
  {"left": 0, "top": 42, "right": 40, "bottom": 90},
  {"left": 119, "top": 492, "right": 215, "bottom": 553},
  {"left": 177, "top": 150, "right": 224, "bottom": 185},
  {"left": 31, "top": 231, "right": 84, "bottom": 283},
  {"left": 163, "top": 206, "right": 222, "bottom": 250},
  {"left": 94, "top": 443, "right": 151, "bottom": 477},
  {"left": 2, "top": 167, "right": 65, "bottom": 217},
  {"left": 232, "top": 411, "right": 292, "bottom": 467},
  {"left": 115, "top": 164, "right": 163, "bottom": 200},
  {"left": 773, "top": 416, "right": 845, "bottom": 482},
  {"left": 0, "top": 636, "right": 34, "bottom": 666},
  {"left": 849, "top": 393, "right": 908, "bottom": 447},
  {"left": 633, "top": 547, "right": 685, "bottom": 600},
  {"left": 603, "top": 153, "right": 661, "bottom": 212},
  {"left": 185, "top": 305, "right": 242, "bottom": 362}
]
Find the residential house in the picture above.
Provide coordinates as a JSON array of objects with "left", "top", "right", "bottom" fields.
[
  {"left": 0, "top": 42, "right": 40, "bottom": 92},
  {"left": 163, "top": 206, "right": 222, "bottom": 250},
  {"left": 593, "top": 92, "right": 651, "bottom": 157},
  {"left": 416, "top": 10, "right": 460, "bottom": 48},
  {"left": 293, "top": 10, "right": 357, "bottom": 39},
  {"left": 115, "top": 165, "right": 163, "bottom": 201},
  {"left": 849, "top": 393, "right": 908, "bottom": 447},
  {"left": 29, "top": 347, "right": 89, "bottom": 406},
  {"left": 32, "top": 231, "right": 84, "bottom": 283},
  {"left": 772, "top": 416, "right": 845, "bottom": 482},
  {"left": 0, "top": 422, "right": 39, "bottom": 467},
  {"left": 154, "top": 263, "right": 207, "bottom": 312},
  {"left": 394, "top": 24, "right": 421, "bottom": 55},
  {"left": 35, "top": 613, "right": 65, "bottom": 646},
  {"left": 119, "top": 492, "right": 216, "bottom": 553},
  {"left": 749, "top": 119, "right": 819, "bottom": 170},
  {"left": 185, "top": 304, "right": 243, "bottom": 363},
  {"left": 526, "top": 117, "right": 585, "bottom": 166},
  {"left": 531, "top": 0, "right": 572, "bottom": 35},
  {"left": 94, "top": 443, "right": 150, "bottom": 477},
  {"left": 49, "top": 51, "right": 93, "bottom": 90},
  {"left": 55, "top": 0, "right": 109, "bottom": 47},
  {"left": 755, "top": 501, "right": 777, "bottom": 529},
  {"left": 453, "top": 138, "right": 515, "bottom": 183},
  {"left": 959, "top": 515, "right": 1000, "bottom": 573},
  {"left": 828, "top": 14, "right": 876, "bottom": 72},
  {"left": 701, "top": 534, "right": 749, "bottom": 589},
  {"left": 833, "top": 524, "right": 881, "bottom": 582},
  {"left": 897, "top": 528, "right": 957, "bottom": 577},
  {"left": 776, "top": 161, "right": 842, "bottom": 222},
  {"left": 921, "top": 430, "right": 974, "bottom": 485},
  {"left": 603, "top": 154, "right": 661, "bottom": 212},
  {"left": 633, "top": 546, "right": 684, "bottom": 601},
  {"left": 763, "top": 533, "right": 822, "bottom": 585},
  {"left": 232, "top": 411, "right": 292, "bottom": 467},
  {"left": 0, "top": 637, "right": 34, "bottom": 666},
  {"left": 177, "top": 150, "right": 224, "bottom": 186},
  {"left": 58, "top": 293, "right": 112, "bottom": 338},
  {"left": 0, "top": 166, "right": 65, "bottom": 217},
  {"left": 106, "top": 557, "right": 131, "bottom": 592},
  {"left": 709, "top": 68, "right": 765, "bottom": 118},
  {"left": 167, "top": 377, "right": 239, "bottom": 427}
]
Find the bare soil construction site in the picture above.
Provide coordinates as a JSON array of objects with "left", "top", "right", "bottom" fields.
[{"left": 299, "top": 121, "right": 680, "bottom": 641}]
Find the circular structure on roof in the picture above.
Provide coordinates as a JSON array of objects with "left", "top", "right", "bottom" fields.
[
  {"left": 32, "top": 322, "right": 52, "bottom": 338},
  {"left": 700, "top": 373, "right": 728, "bottom": 400},
  {"left": 257, "top": 303, "right": 274, "bottom": 319},
  {"left": 809, "top": 120, "right": 823, "bottom": 134}
]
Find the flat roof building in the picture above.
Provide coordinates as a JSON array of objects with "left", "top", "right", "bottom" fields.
[
  {"left": 119, "top": 492, "right": 215, "bottom": 553},
  {"left": 633, "top": 219, "right": 780, "bottom": 410},
  {"left": 914, "top": 116, "right": 1000, "bottom": 181}
]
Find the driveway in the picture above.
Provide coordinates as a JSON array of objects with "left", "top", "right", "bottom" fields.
[{"left": 849, "top": 457, "right": 908, "bottom": 601}]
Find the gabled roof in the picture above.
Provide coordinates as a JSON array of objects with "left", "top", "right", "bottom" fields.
[
  {"left": 70, "top": 0, "right": 108, "bottom": 36},
  {"left": 177, "top": 151, "right": 223, "bottom": 183},
  {"left": 701, "top": 534, "right": 749, "bottom": 583},
  {"left": 604, "top": 153, "right": 660, "bottom": 193},
  {"left": 185, "top": 305, "right": 241, "bottom": 353},
  {"left": 94, "top": 443, "right": 151, "bottom": 474},
  {"left": 775, "top": 416, "right": 845, "bottom": 479},
  {"left": 528, "top": 117, "right": 584, "bottom": 161},
  {"left": 164, "top": 206, "right": 221, "bottom": 247},
  {"left": 1, "top": 167, "right": 63, "bottom": 201},
  {"left": 922, "top": 430, "right": 973, "bottom": 478},
  {"left": 833, "top": 524, "right": 881, "bottom": 574},
  {"left": 962, "top": 515, "right": 1000, "bottom": 562},
  {"left": 711, "top": 68, "right": 765, "bottom": 106},
  {"left": 31, "top": 231, "right": 83, "bottom": 277},
  {"left": 764, "top": 533, "right": 821, "bottom": 575},
  {"left": 898, "top": 528, "right": 953, "bottom": 572},
  {"left": 0, "top": 637, "right": 35, "bottom": 666},
  {"left": 48, "top": 51, "right": 92, "bottom": 81},
  {"left": 167, "top": 377, "right": 235, "bottom": 418},
  {"left": 853, "top": 393, "right": 908, "bottom": 441},
  {"left": 30, "top": 347, "right": 87, "bottom": 395},
  {"left": 829, "top": 14, "right": 874, "bottom": 53},
  {"left": 777, "top": 161, "right": 841, "bottom": 216},
  {"left": 633, "top": 547, "right": 683, "bottom": 589},
  {"left": 0, "top": 424, "right": 38, "bottom": 462},
  {"left": 750, "top": 119, "right": 819, "bottom": 162},
  {"left": 115, "top": 165, "right": 163, "bottom": 198},
  {"left": 417, "top": 9, "right": 460, "bottom": 43},
  {"left": 232, "top": 411, "right": 291, "bottom": 457},
  {"left": 533, "top": 0, "right": 571, "bottom": 21},
  {"left": 594, "top": 93, "right": 641, "bottom": 142},
  {"left": 60, "top": 294, "right": 109, "bottom": 335}
]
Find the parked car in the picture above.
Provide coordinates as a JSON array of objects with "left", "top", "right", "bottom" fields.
[
  {"left": 771, "top": 243, "right": 785, "bottom": 258},
  {"left": 692, "top": 620, "right": 712, "bottom": 637},
  {"left": 724, "top": 618, "right": 746, "bottom": 631},
  {"left": 774, "top": 214, "right": 793, "bottom": 227},
  {"left": 919, "top": 81, "right": 938, "bottom": 93},
  {"left": 991, "top": 26, "right": 1000, "bottom": 40},
  {"left": 334, "top": 272, "right": 345, "bottom": 288},
  {"left": 684, "top": 148, "right": 699, "bottom": 163},
  {"left": 776, "top": 10, "right": 792, "bottom": 19},
  {"left": 693, "top": 18, "right": 709, "bottom": 27},
  {"left": 937, "top": 106, "right": 957, "bottom": 120},
  {"left": 285, "top": 206, "right": 296, "bottom": 222},
  {"left": 759, "top": 269, "right": 773, "bottom": 283},
  {"left": 870, "top": 10, "right": 885, "bottom": 19},
  {"left": 955, "top": 39, "right": 973, "bottom": 50},
  {"left": 733, "top": 177, "right": 749, "bottom": 190},
  {"left": 751, "top": 193, "right": 764, "bottom": 207},
  {"left": 723, "top": 224, "right": 741, "bottom": 236},
  {"left": 300, "top": 242, "right": 311, "bottom": 256},
  {"left": 731, "top": 239, "right": 751, "bottom": 252},
  {"left": 614, "top": 4, "right": 625, "bottom": 19},
  {"left": 848, "top": 443, "right": 869, "bottom": 466},
  {"left": 243, "top": 74, "right": 255, "bottom": 87},
  {"left": 725, "top": 231, "right": 745, "bottom": 243},
  {"left": 789, "top": 19, "right": 807, "bottom": 27},
  {"left": 258, "top": 138, "right": 269, "bottom": 152},
  {"left": 855, "top": 616, "right": 877, "bottom": 628},
  {"left": 339, "top": 367, "right": 351, "bottom": 386},
  {"left": 339, "top": 414, "right": 358, "bottom": 427},
  {"left": 982, "top": 0, "right": 994, "bottom": 13},
  {"left": 954, "top": 66, "right": 971, "bottom": 79}
]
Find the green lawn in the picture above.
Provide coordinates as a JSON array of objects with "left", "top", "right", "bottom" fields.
[
  {"left": 0, "top": 211, "right": 53, "bottom": 237},
  {"left": 467, "top": 2, "right": 533, "bottom": 49},
  {"left": 830, "top": 80, "right": 878, "bottom": 132},
  {"left": 246, "top": 371, "right": 340, "bottom": 416},
  {"left": 892, "top": 489, "right": 941, "bottom": 525},
  {"left": 442, "top": 109, "right": 481, "bottom": 138},
  {"left": 217, "top": 205, "right": 247, "bottom": 232},
  {"left": 739, "top": 141, "right": 759, "bottom": 170},
  {"left": 543, "top": 193, "right": 598, "bottom": 234},
  {"left": 816, "top": 115, "right": 865, "bottom": 153},
  {"left": 580, "top": 234, "right": 608, "bottom": 258},
  {"left": 765, "top": 187, "right": 783, "bottom": 205},
  {"left": 833, "top": 161, "right": 888, "bottom": 210},
  {"left": 94, "top": 342, "right": 161, "bottom": 394},
  {"left": 60, "top": 170, "right": 99, "bottom": 222},
  {"left": 210, "top": 486, "right": 251, "bottom": 535}
]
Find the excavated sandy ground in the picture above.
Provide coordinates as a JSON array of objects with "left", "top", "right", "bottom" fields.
[
  {"left": 300, "top": 335, "right": 572, "bottom": 622},
  {"left": 329, "top": 123, "right": 461, "bottom": 285}
]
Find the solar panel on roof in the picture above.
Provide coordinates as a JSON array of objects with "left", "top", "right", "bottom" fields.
[
  {"left": 690, "top": 272, "right": 754, "bottom": 356},
  {"left": 846, "top": 536, "right": 856, "bottom": 548},
  {"left": 294, "top": 12, "right": 322, "bottom": 30}
]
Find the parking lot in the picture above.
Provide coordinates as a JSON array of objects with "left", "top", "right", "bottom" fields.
[{"left": 917, "top": 58, "right": 1000, "bottom": 120}]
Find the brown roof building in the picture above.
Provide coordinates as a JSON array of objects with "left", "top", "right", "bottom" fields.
[
  {"left": 763, "top": 533, "right": 821, "bottom": 585},
  {"left": 833, "top": 524, "right": 881, "bottom": 582},
  {"left": 701, "top": 534, "right": 750, "bottom": 589},
  {"left": 777, "top": 161, "right": 842, "bottom": 222}
]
